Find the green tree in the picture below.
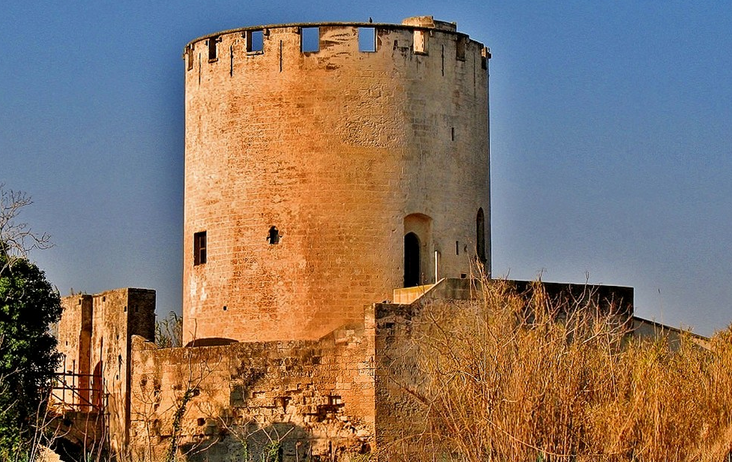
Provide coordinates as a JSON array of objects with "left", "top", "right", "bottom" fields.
[
  {"left": 0, "top": 251, "right": 61, "bottom": 458},
  {"left": 0, "top": 186, "right": 60, "bottom": 459}
]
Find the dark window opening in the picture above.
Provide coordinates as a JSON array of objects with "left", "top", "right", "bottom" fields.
[
  {"left": 358, "top": 27, "right": 376, "bottom": 52},
  {"left": 246, "top": 30, "right": 264, "bottom": 53},
  {"left": 404, "top": 232, "right": 421, "bottom": 287},
  {"left": 194, "top": 231, "right": 207, "bottom": 265},
  {"left": 301, "top": 27, "right": 319, "bottom": 52},
  {"left": 455, "top": 241, "right": 459, "bottom": 255},
  {"left": 267, "top": 226, "right": 280, "bottom": 245},
  {"left": 477, "top": 208, "right": 487, "bottom": 264},
  {"left": 456, "top": 36, "right": 467, "bottom": 61},
  {"left": 451, "top": 127, "right": 455, "bottom": 141},
  {"left": 208, "top": 36, "right": 219, "bottom": 62}
]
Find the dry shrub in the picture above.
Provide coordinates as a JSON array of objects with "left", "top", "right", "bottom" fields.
[{"left": 383, "top": 280, "right": 732, "bottom": 461}]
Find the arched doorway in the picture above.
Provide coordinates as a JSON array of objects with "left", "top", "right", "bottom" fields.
[{"left": 404, "top": 232, "right": 421, "bottom": 287}]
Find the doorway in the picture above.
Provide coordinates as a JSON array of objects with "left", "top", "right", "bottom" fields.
[{"left": 404, "top": 232, "right": 421, "bottom": 287}]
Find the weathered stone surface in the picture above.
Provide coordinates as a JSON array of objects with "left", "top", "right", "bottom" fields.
[
  {"left": 129, "top": 315, "right": 375, "bottom": 461},
  {"left": 183, "top": 17, "right": 491, "bottom": 344}
]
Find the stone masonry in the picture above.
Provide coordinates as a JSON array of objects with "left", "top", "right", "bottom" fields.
[{"left": 183, "top": 16, "right": 491, "bottom": 344}]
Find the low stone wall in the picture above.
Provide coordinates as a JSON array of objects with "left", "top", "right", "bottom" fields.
[{"left": 127, "top": 317, "right": 375, "bottom": 462}]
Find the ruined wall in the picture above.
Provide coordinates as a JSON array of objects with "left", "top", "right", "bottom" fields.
[
  {"left": 128, "top": 312, "right": 375, "bottom": 462},
  {"left": 183, "top": 16, "right": 491, "bottom": 343},
  {"left": 55, "top": 294, "right": 93, "bottom": 410},
  {"left": 88, "top": 288, "right": 156, "bottom": 454}
]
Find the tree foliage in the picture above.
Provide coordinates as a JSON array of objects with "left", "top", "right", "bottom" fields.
[
  {"left": 0, "top": 186, "right": 60, "bottom": 459},
  {"left": 156, "top": 311, "right": 183, "bottom": 348},
  {"left": 0, "top": 252, "right": 62, "bottom": 458}
]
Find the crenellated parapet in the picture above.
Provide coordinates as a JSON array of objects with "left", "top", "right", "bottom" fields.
[{"left": 183, "top": 16, "right": 490, "bottom": 80}]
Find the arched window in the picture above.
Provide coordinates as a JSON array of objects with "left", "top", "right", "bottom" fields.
[
  {"left": 477, "top": 208, "right": 486, "bottom": 264},
  {"left": 404, "top": 232, "right": 421, "bottom": 287}
]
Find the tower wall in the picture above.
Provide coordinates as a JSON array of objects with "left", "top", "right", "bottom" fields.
[{"left": 183, "top": 17, "right": 490, "bottom": 343}]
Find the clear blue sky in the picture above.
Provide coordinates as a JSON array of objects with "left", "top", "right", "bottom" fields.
[{"left": 2, "top": 1, "right": 731, "bottom": 336}]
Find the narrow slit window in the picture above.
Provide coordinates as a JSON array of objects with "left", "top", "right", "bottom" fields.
[
  {"left": 301, "top": 27, "right": 319, "bottom": 53},
  {"left": 476, "top": 208, "right": 486, "bottom": 264},
  {"left": 413, "top": 30, "right": 428, "bottom": 54},
  {"left": 194, "top": 231, "right": 207, "bottom": 265},
  {"left": 247, "top": 30, "right": 264, "bottom": 53},
  {"left": 441, "top": 45, "right": 445, "bottom": 76},
  {"left": 358, "top": 27, "right": 376, "bottom": 52},
  {"left": 208, "top": 37, "right": 219, "bottom": 62}
]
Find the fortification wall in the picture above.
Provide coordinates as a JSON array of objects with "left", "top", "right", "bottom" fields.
[
  {"left": 128, "top": 313, "right": 375, "bottom": 461},
  {"left": 55, "top": 294, "right": 93, "bottom": 411},
  {"left": 89, "top": 289, "right": 156, "bottom": 454},
  {"left": 183, "top": 17, "right": 491, "bottom": 343}
]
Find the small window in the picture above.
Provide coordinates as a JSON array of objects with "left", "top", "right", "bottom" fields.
[
  {"left": 413, "top": 30, "right": 428, "bottom": 54},
  {"left": 301, "top": 27, "right": 319, "bottom": 52},
  {"left": 246, "top": 30, "right": 264, "bottom": 53},
  {"left": 456, "top": 36, "right": 467, "bottom": 61},
  {"left": 358, "top": 27, "right": 376, "bottom": 52},
  {"left": 194, "top": 231, "right": 207, "bottom": 265},
  {"left": 208, "top": 36, "right": 219, "bottom": 62},
  {"left": 267, "top": 226, "right": 280, "bottom": 245}
]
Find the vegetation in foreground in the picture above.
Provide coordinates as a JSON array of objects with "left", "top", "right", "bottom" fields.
[
  {"left": 0, "top": 186, "right": 61, "bottom": 461},
  {"left": 384, "top": 280, "right": 732, "bottom": 462}
]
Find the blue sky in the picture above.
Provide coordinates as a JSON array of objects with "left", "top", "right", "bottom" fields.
[{"left": 1, "top": 1, "right": 731, "bottom": 336}]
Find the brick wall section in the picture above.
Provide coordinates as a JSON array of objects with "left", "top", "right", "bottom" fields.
[
  {"left": 128, "top": 310, "right": 376, "bottom": 461},
  {"left": 183, "top": 17, "right": 491, "bottom": 343}
]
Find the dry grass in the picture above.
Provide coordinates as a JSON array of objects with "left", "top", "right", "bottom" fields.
[{"left": 382, "top": 280, "right": 732, "bottom": 461}]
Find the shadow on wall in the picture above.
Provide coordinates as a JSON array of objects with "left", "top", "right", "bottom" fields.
[{"left": 181, "top": 421, "right": 369, "bottom": 462}]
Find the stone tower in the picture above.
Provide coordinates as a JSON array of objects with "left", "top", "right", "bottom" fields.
[{"left": 183, "top": 16, "right": 491, "bottom": 343}]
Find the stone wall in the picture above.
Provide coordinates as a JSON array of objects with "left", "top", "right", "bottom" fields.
[
  {"left": 183, "top": 16, "right": 491, "bottom": 343},
  {"left": 128, "top": 311, "right": 375, "bottom": 461},
  {"left": 55, "top": 294, "right": 93, "bottom": 410}
]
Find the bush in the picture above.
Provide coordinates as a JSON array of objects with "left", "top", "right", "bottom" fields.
[{"left": 382, "top": 280, "right": 732, "bottom": 461}]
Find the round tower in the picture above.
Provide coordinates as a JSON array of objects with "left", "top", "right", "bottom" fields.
[{"left": 183, "top": 16, "right": 491, "bottom": 343}]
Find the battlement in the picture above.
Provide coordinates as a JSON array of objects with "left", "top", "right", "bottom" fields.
[{"left": 183, "top": 16, "right": 490, "bottom": 75}]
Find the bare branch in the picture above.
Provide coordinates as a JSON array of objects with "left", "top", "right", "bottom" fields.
[{"left": 0, "top": 184, "right": 52, "bottom": 271}]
